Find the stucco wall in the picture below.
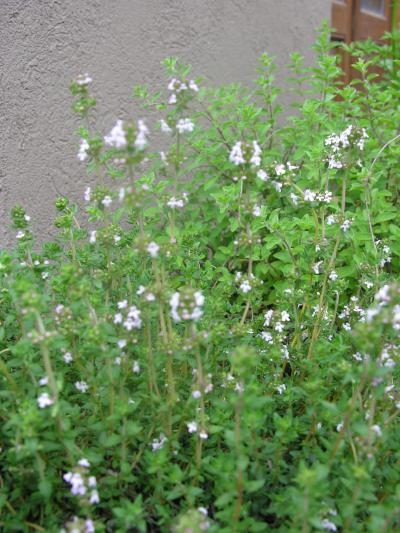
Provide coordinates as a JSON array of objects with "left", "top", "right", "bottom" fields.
[{"left": 0, "top": 0, "right": 330, "bottom": 246}]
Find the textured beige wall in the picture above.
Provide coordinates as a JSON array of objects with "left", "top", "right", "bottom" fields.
[{"left": 0, "top": 0, "right": 330, "bottom": 246}]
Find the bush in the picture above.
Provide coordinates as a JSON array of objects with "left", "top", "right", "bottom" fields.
[{"left": 1, "top": 25, "right": 399, "bottom": 532}]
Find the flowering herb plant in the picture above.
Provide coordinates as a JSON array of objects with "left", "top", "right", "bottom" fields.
[{"left": 1, "top": 26, "right": 399, "bottom": 532}]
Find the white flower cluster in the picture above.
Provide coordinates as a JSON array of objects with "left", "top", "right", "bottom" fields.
[
  {"left": 84, "top": 186, "right": 91, "bottom": 202},
  {"left": 257, "top": 162, "right": 297, "bottom": 195},
  {"left": 114, "top": 300, "right": 142, "bottom": 331},
  {"left": 75, "top": 381, "right": 89, "bottom": 393},
  {"left": 104, "top": 119, "right": 149, "bottom": 150},
  {"left": 191, "top": 368, "right": 213, "bottom": 399},
  {"left": 375, "top": 240, "right": 392, "bottom": 268},
  {"left": 303, "top": 189, "right": 332, "bottom": 203},
  {"left": 187, "top": 420, "right": 208, "bottom": 440},
  {"left": 176, "top": 118, "right": 195, "bottom": 134},
  {"left": 167, "top": 192, "right": 188, "bottom": 209},
  {"left": 364, "top": 284, "right": 400, "bottom": 331},
  {"left": 76, "top": 73, "right": 93, "bottom": 86},
  {"left": 78, "top": 139, "right": 89, "bottom": 162},
  {"left": 229, "top": 141, "right": 262, "bottom": 166},
  {"left": 104, "top": 119, "right": 126, "bottom": 148},
  {"left": 60, "top": 516, "right": 95, "bottom": 533},
  {"left": 325, "top": 125, "right": 368, "bottom": 169},
  {"left": 135, "top": 119, "right": 149, "bottom": 150},
  {"left": 235, "top": 271, "right": 256, "bottom": 294},
  {"left": 170, "top": 289, "right": 204, "bottom": 322},
  {"left": 160, "top": 119, "right": 172, "bottom": 133},
  {"left": 63, "top": 459, "right": 99, "bottom": 505},
  {"left": 137, "top": 285, "right": 156, "bottom": 302},
  {"left": 147, "top": 241, "right": 160, "bottom": 258},
  {"left": 37, "top": 391, "right": 54, "bottom": 408},
  {"left": 341, "top": 219, "right": 352, "bottom": 232},
  {"left": 339, "top": 295, "right": 366, "bottom": 331},
  {"left": 260, "top": 309, "right": 291, "bottom": 344},
  {"left": 168, "top": 77, "right": 199, "bottom": 104},
  {"left": 221, "top": 372, "right": 245, "bottom": 394},
  {"left": 151, "top": 433, "right": 168, "bottom": 452}
]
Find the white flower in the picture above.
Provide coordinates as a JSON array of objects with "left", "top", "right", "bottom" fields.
[
  {"left": 114, "top": 312, "right": 123, "bottom": 324},
  {"left": 321, "top": 518, "right": 337, "bottom": 532},
  {"left": 239, "top": 280, "right": 252, "bottom": 294},
  {"left": 252, "top": 205, "right": 262, "bottom": 217},
  {"left": 76, "top": 73, "right": 92, "bottom": 86},
  {"left": 63, "top": 471, "right": 86, "bottom": 496},
  {"left": 167, "top": 193, "right": 188, "bottom": 209},
  {"left": 371, "top": 424, "right": 382, "bottom": 437},
  {"left": 89, "top": 489, "right": 100, "bottom": 504},
  {"left": 260, "top": 331, "right": 273, "bottom": 344},
  {"left": 275, "top": 163, "right": 286, "bottom": 176},
  {"left": 151, "top": 433, "right": 167, "bottom": 451},
  {"left": 336, "top": 421, "right": 344, "bottom": 432},
  {"left": 187, "top": 421, "right": 198, "bottom": 433},
  {"left": 272, "top": 181, "right": 282, "bottom": 192},
  {"left": 303, "top": 189, "right": 316, "bottom": 202},
  {"left": 78, "top": 139, "right": 89, "bottom": 162},
  {"left": 192, "top": 390, "right": 202, "bottom": 399},
  {"left": 176, "top": 118, "right": 194, "bottom": 134},
  {"left": 37, "top": 392, "right": 54, "bottom": 408},
  {"left": 118, "top": 299, "right": 128, "bottom": 309},
  {"left": 84, "top": 186, "right": 91, "bottom": 202},
  {"left": 160, "top": 119, "right": 172, "bottom": 133},
  {"left": 16, "top": 230, "right": 25, "bottom": 239},
  {"left": 123, "top": 306, "right": 142, "bottom": 330},
  {"left": 170, "top": 290, "right": 204, "bottom": 322},
  {"left": 199, "top": 431, "right": 208, "bottom": 440},
  {"left": 101, "top": 195, "right": 112, "bottom": 207},
  {"left": 341, "top": 219, "right": 352, "bottom": 232},
  {"left": 117, "top": 339, "right": 127, "bottom": 349},
  {"left": 229, "top": 142, "right": 245, "bottom": 165},
  {"left": 135, "top": 119, "right": 149, "bottom": 150},
  {"left": 326, "top": 215, "right": 336, "bottom": 225},
  {"left": 85, "top": 519, "right": 95, "bottom": 533},
  {"left": 169, "top": 93, "right": 177, "bottom": 104},
  {"left": 290, "top": 193, "right": 298, "bottom": 205},
  {"left": 250, "top": 141, "right": 262, "bottom": 166},
  {"left": 104, "top": 119, "right": 127, "bottom": 148},
  {"left": 257, "top": 169, "right": 269, "bottom": 181},
  {"left": 343, "top": 322, "right": 351, "bottom": 331},
  {"left": 75, "top": 381, "right": 89, "bottom": 393},
  {"left": 78, "top": 458, "right": 90, "bottom": 468},
  {"left": 63, "top": 351, "right": 73, "bottom": 363},
  {"left": 329, "top": 270, "right": 338, "bottom": 281},
  {"left": 168, "top": 78, "right": 178, "bottom": 91},
  {"left": 39, "top": 376, "right": 49, "bottom": 386},
  {"left": 276, "top": 384, "right": 286, "bottom": 394},
  {"left": 132, "top": 360, "right": 140, "bottom": 373},
  {"left": 147, "top": 241, "right": 160, "bottom": 258},
  {"left": 313, "top": 261, "right": 323, "bottom": 275},
  {"left": 189, "top": 79, "right": 199, "bottom": 92}
]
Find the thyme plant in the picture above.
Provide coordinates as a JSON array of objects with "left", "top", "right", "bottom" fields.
[{"left": 1, "top": 26, "right": 399, "bottom": 532}]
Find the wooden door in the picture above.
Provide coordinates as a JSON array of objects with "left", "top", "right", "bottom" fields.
[{"left": 331, "top": 0, "right": 397, "bottom": 82}]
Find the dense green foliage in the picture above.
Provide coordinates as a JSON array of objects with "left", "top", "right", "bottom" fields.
[{"left": 1, "top": 26, "right": 399, "bottom": 532}]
